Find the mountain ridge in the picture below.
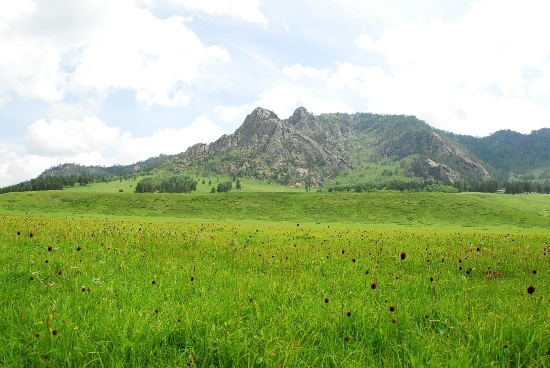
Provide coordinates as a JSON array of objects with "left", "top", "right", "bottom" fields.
[{"left": 4, "top": 106, "right": 550, "bottom": 192}]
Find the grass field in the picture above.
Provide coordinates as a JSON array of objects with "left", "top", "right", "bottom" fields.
[
  {"left": 1, "top": 187, "right": 550, "bottom": 366},
  {"left": 1, "top": 184, "right": 550, "bottom": 230},
  {"left": 64, "top": 177, "right": 302, "bottom": 194}
]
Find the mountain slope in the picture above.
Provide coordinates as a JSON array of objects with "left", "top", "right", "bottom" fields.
[
  {"left": 166, "top": 107, "right": 354, "bottom": 186},
  {"left": 448, "top": 128, "right": 550, "bottom": 180},
  {"left": 163, "top": 107, "right": 492, "bottom": 186},
  {"left": 3, "top": 106, "right": 549, "bottom": 192}
]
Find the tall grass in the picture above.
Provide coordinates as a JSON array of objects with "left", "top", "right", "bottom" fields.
[{"left": 1, "top": 215, "right": 549, "bottom": 366}]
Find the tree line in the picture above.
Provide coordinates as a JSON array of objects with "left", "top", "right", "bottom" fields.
[
  {"left": 0, "top": 174, "right": 141, "bottom": 194},
  {"left": 503, "top": 180, "right": 550, "bottom": 194},
  {"left": 0, "top": 175, "right": 103, "bottom": 194},
  {"left": 327, "top": 179, "right": 460, "bottom": 193},
  {"left": 135, "top": 176, "right": 197, "bottom": 193},
  {"left": 327, "top": 179, "right": 504, "bottom": 193}
]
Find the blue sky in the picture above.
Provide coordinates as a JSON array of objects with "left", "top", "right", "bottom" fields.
[{"left": 1, "top": 0, "right": 549, "bottom": 186}]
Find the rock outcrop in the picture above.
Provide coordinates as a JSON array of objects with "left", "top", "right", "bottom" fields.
[
  {"left": 179, "top": 106, "right": 495, "bottom": 185},
  {"left": 182, "top": 107, "right": 354, "bottom": 185},
  {"left": 382, "top": 129, "right": 492, "bottom": 181},
  {"left": 424, "top": 159, "right": 459, "bottom": 183}
]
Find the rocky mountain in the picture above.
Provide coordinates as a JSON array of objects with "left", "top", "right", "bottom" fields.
[
  {"left": 5, "top": 106, "right": 549, "bottom": 192},
  {"left": 159, "top": 107, "right": 495, "bottom": 186},
  {"left": 171, "top": 107, "right": 353, "bottom": 186}
]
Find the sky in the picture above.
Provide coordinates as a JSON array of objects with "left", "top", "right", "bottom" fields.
[{"left": 1, "top": 0, "right": 549, "bottom": 187}]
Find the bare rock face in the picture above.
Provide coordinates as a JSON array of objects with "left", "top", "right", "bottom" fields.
[
  {"left": 424, "top": 159, "right": 459, "bottom": 183},
  {"left": 183, "top": 107, "right": 353, "bottom": 185},
  {"left": 184, "top": 143, "right": 209, "bottom": 157},
  {"left": 383, "top": 129, "right": 492, "bottom": 181},
  {"left": 182, "top": 106, "right": 494, "bottom": 186}
]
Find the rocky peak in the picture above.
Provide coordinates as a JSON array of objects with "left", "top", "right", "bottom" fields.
[
  {"left": 234, "top": 107, "right": 282, "bottom": 139},
  {"left": 288, "top": 106, "right": 310, "bottom": 125}
]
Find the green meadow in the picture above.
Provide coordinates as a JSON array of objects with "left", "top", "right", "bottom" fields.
[{"left": 1, "top": 182, "right": 550, "bottom": 366}]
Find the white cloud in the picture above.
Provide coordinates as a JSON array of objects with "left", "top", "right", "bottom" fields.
[
  {"left": 0, "top": 150, "right": 57, "bottom": 188},
  {"left": 172, "top": 0, "right": 268, "bottom": 25},
  {"left": 0, "top": 0, "right": 230, "bottom": 108},
  {"left": 282, "top": 64, "right": 330, "bottom": 82},
  {"left": 255, "top": 0, "right": 550, "bottom": 136},
  {"left": 0, "top": 116, "right": 225, "bottom": 187},
  {"left": 355, "top": 34, "right": 376, "bottom": 51},
  {"left": 216, "top": 82, "right": 354, "bottom": 123},
  {"left": 115, "top": 116, "right": 225, "bottom": 163},
  {"left": 348, "top": 0, "right": 550, "bottom": 134},
  {"left": 215, "top": 104, "right": 255, "bottom": 122},
  {"left": 25, "top": 118, "right": 122, "bottom": 157}
]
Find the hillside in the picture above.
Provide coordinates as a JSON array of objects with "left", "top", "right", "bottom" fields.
[
  {"left": 39, "top": 154, "right": 175, "bottom": 178},
  {"left": 2, "top": 106, "right": 550, "bottom": 192},
  {"left": 161, "top": 107, "right": 493, "bottom": 187},
  {"left": 448, "top": 128, "right": 550, "bottom": 181},
  {"left": 1, "top": 190, "right": 550, "bottom": 230}
]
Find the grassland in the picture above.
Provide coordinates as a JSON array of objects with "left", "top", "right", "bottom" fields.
[
  {"left": 1, "top": 181, "right": 550, "bottom": 231},
  {"left": 64, "top": 176, "right": 302, "bottom": 194},
  {"left": 1, "top": 186, "right": 550, "bottom": 366}
]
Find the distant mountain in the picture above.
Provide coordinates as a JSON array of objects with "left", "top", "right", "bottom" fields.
[
  {"left": 165, "top": 107, "right": 493, "bottom": 186},
  {"left": 39, "top": 154, "right": 175, "bottom": 178},
  {"left": 167, "top": 107, "right": 354, "bottom": 186},
  {"left": 3, "top": 106, "right": 550, "bottom": 192},
  {"left": 447, "top": 128, "right": 550, "bottom": 181}
]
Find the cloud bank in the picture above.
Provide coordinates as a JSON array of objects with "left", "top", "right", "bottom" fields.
[
  {"left": 0, "top": 0, "right": 230, "bottom": 107},
  {"left": 0, "top": 117, "right": 224, "bottom": 187},
  {"left": 216, "top": 0, "right": 550, "bottom": 135}
]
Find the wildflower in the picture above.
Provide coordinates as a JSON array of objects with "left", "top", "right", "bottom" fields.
[
  {"left": 346, "top": 311, "right": 352, "bottom": 317},
  {"left": 400, "top": 252, "right": 406, "bottom": 260},
  {"left": 389, "top": 305, "right": 395, "bottom": 312},
  {"left": 324, "top": 298, "right": 329, "bottom": 303},
  {"left": 52, "top": 330, "right": 58, "bottom": 336},
  {"left": 527, "top": 285, "right": 535, "bottom": 294},
  {"left": 371, "top": 283, "right": 377, "bottom": 290}
]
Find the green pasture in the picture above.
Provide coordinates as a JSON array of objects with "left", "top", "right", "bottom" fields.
[
  {"left": 64, "top": 177, "right": 301, "bottom": 194},
  {"left": 1, "top": 189, "right": 550, "bottom": 366},
  {"left": 1, "top": 187, "right": 550, "bottom": 231}
]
